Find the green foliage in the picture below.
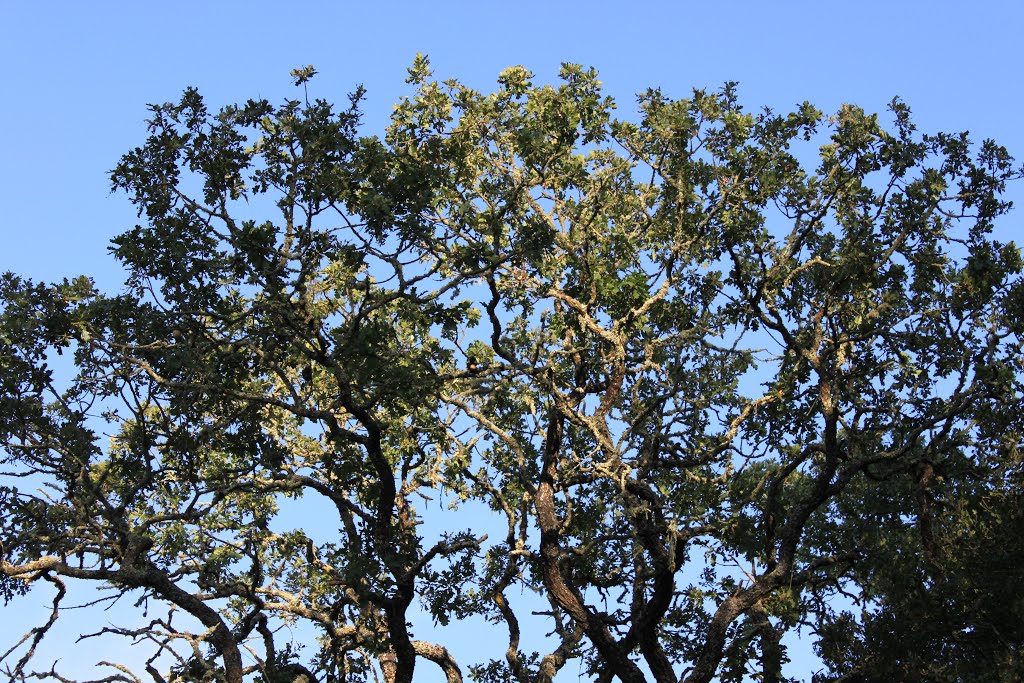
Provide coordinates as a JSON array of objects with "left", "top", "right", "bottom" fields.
[{"left": 1, "top": 59, "right": 1022, "bottom": 683}]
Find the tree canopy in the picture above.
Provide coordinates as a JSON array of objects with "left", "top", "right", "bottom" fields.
[{"left": 2, "top": 58, "right": 1023, "bottom": 683}]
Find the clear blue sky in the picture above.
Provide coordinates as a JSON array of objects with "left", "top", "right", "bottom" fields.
[
  {"left": 3, "top": 1, "right": 1023, "bottom": 288},
  {"left": 2, "top": 1, "right": 1023, "bottom": 680}
]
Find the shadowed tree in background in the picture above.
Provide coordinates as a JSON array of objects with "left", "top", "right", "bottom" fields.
[{"left": 2, "top": 58, "right": 1023, "bottom": 683}]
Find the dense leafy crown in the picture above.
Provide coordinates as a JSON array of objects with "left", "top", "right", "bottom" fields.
[{"left": 2, "top": 58, "right": 1023, "bottom": 683}]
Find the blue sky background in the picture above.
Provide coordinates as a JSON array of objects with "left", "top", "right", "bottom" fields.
[
  {"left": 2, "top": 1, "right": 1023, "bottom": 680},
  {"left": 4, "top": 1, "right": 1023, "bottom": 289}
]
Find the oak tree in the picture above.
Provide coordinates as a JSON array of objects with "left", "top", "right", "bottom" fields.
[{"left": 2, "top": 58, "right": 1023, "bottom": 683}]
